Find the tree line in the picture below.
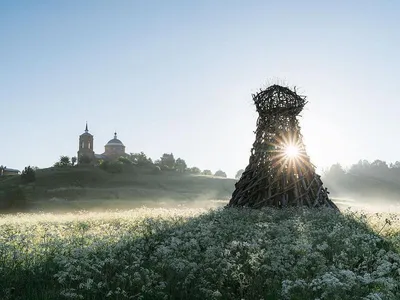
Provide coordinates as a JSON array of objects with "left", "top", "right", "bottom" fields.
[
  {"left": 322, "top": 159, "right": 400, "bottom": 200},
  {"left": 52, "top": 152, "right": 230, "bottom": 178},
  {"left": 323, "top": 159, "right": 400, "bottom": 179}
]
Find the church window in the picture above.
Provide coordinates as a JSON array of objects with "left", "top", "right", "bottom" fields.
[
  {"left": 82, "top": 142, "right": 84, "bottom": 149},
  {"left": 88, "top": 142, "right": 91, "bottom": 149}
]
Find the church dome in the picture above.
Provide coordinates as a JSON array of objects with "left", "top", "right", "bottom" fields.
[{"left": 105, "top": 132, "right": 124, "bottom": 147}]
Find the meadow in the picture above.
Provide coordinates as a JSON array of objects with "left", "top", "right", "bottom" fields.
[
  {"left": 0, "top": 166, "right": 236, "bottom": 212},
  {"left": 1, "top": 206, "right": 400, "bottom": 300}
]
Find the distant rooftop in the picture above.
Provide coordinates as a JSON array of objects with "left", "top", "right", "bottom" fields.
[
  {"left": 0, "top": 167, "right": 20, "bottom": 175},
  {"left": 105, "top": 132, "right": 124, "bottom": 146}
]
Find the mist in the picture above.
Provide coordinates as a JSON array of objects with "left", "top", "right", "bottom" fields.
[{"left": 322, "top": 160, "right": 400, "bottom": 213}]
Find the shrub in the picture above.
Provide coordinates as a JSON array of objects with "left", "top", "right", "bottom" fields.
[
  {"left": 202, "top": 169, "right": 212, "bottom": 176},
  {"left": 21, "top": 165, "right": 36, "bottom": 184},
  {"left": 0, "top": 186, "right": 27, "bottom": 211},
  {"left": 129, "top": 152, "right": 153, "bottom": 166},
  {"left": 99, "top": 160, "right": 123, "bottom": 173},
  {"left": 54, "top": 156, "right": 72, "bottom": 167},
  {"left": 118, "top": 156, "right": 133, "bottom": 165},
  {"left": 214, "top": 170, "right": 227, "bottom": 178},
  {"left": 152, "top": 165, "right": 162, "bottom": 174},
  {"left": 187, "top": 167, "right": 201, "bottom": 174}
]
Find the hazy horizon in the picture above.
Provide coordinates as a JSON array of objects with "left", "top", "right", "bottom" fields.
[{"left": 1, "top": 1, "right": 399, "bottom": 177}]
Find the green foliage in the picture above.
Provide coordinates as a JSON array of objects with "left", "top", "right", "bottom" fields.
[
  {"left": 71, "top": 156, "right": 77, "bottom": 166},
  {"left": 235, "top": 169, "right": 244, "bottom": 179},
  {"left": 21, "top": 165, "right": 36, "bottom": 184},
  {"left": 152, "top": 165, "right": 162, "bottom": 174},
  {"left": 0, "top": 162, "right": 236, "bottom": 204},
  {"left": 0, "top": 208, "right": 399, "bottom": 299},
  {"left": 390, "top": 161, "right": 400, "bottom": 168},
  {"left": 129, "top": 152, "right": 153, "bottom": 166},
  {"left": 54, "top": 156, "right": 72, "bottom": 168},
  {"left": 117, "top": 156, "right": 133, "bottom": 165},
  {"left": 187, "top": 167, "right": 201, "bottom": 175},
  {"left": 174, "top": 158, "right": 187, "bottom": 173},
  {"left": 214, "top": 170, "right": 227, "bottom": 178},
  {"left": 158, "top": 153, "right": 176, "bottom": 170},
  {"left": 60, "top": 156, "right": 71, "bottom": 166},
  {"left": 202, "top": 169, "right": 212, "bottom": 176},
  {"left": 323, "top": 159, "right": 400, "bottom": 199},
  {"left": 105, "top": 150, "right": 210, "bottom": 177},
  {"left": 0, "top": 185, "right": 27, "bottom": 211},
  {"left": 99, "top": 160, "right": 123, "bottom": 173},
  {"left": 98, "top": 160, "right": 107, "bottom": 170}
]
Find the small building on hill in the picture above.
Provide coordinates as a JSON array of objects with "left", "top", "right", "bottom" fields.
[
  {"left": 0, "top": 166, "right": 20, "bottom": 176},
  {"left": 77, "top": 123, "right": 128, "bottom": 164}
]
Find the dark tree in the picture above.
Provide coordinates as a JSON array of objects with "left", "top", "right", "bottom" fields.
[
  {"left": 59, "top": 156, "right": 71, "bottom": 166},
  {"left": 129, "top": 152, "right": 153, "bottom": 166},
  {"left": 118, "top": 156, "right": 133, "bottom": 165},
  {"left": 214, "top": 170, "right": 227, "bottom": 178},
  {"left": 1, "top": 186, "right": 27, "bottom": 210},
  {"left": 202, "top": 169, "right": 212, "bottom": 176},
  {"left": 159, "top": 153, "right": 176, "bottom": 170},
  {"left": 175, "top": 158, "right": 187, "bottom": 173},
  {"left": 99, "top": 160, "right": 123, "bottom": 173},
  {"left": 54, "top": 156, "right": 72, "bottom": 167},
  {"left": 187, "top": 167, "right": 201, "bottom": 175},
  {"left": 21, "top": 166, "right": 36, "bottom": 184}
]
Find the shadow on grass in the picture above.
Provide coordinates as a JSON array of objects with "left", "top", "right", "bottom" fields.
[{"left": 1, "top": 207, "right": 399, "bottom": 300}]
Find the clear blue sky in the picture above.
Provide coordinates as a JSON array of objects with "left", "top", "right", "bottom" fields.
[{"left": 1, "top": 0, "right": 399, "bottom": 177}]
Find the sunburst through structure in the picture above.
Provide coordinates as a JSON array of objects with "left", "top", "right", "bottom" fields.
[{"left": 228, "top": 84, "right": 338, "bottom": 210}]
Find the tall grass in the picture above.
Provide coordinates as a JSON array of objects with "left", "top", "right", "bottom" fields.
[{"left": 0, "top": 207, "right": 399, "bottom": 299}]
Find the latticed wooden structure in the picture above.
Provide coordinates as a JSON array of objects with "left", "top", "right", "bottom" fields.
[{"left": 228, "top": 84, "right": 338, "bottom": 210}]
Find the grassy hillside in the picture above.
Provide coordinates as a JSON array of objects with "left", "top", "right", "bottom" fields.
[
  {"left": 0, "top": 166, "right": 236, "bottom": 211},
  {"left": 3, "top": 164, "right": 399, "bottom": 212},
  {"left": 322, "top": 172, "right": 400, "bottom": 205},
  {"left": 1, "top": 207, "right": 399, "bottom": 299}
]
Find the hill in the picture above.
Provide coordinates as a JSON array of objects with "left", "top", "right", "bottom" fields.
[
  {"left": 3, "top": 162, "right": 400, "bottom": 212},
  {"left": 1, "top": 207, "right": 399, "bottom": 299},
  {"left": 0, "top": 165, "right": 237, "bottom": 212},
  {"left": 322, "top": 169, "right": 400, "bottom": 207}
]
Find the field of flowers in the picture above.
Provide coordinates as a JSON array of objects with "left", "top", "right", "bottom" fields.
[{"left": 1, "top": 206, "right": 400, "bottom": 300}]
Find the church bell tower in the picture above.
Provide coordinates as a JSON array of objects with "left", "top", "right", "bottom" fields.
[{"left": 77, "top": 122, "right": 95, "bottom": 164}]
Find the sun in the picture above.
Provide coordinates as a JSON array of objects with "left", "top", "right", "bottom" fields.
[{"left": 284, "top": 145, "right": 299, "bottom": 158}]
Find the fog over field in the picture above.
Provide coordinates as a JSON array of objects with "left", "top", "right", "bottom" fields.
[{"left": 2, "top": 1, "right": 400, "bottom": 298}]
